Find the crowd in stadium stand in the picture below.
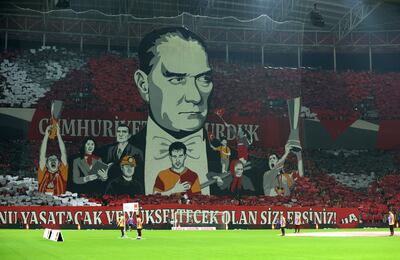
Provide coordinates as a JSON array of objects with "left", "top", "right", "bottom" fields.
[
  {"left": 1, "top": 47, "right": 400, "bottom": 119},
  {"left": 0, "top": 175, "right": 100, "bottom": 206},
  {"left": 0, "top": 139, "right": 36, "bottom": 177},
  {"left": 0, "top": 47, "right": 84, "bottom": 108},
  {"left": 1, "top": 47, "right": 400, "bottom": 227}
]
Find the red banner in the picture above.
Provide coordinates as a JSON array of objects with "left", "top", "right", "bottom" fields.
[
  {"left": 28, "top": 110, "right": 292, "bottom": 148},
  {"left": 0, "top": 205, "right": 360, "bottom": 228},
  {"left": 376, "top": 120, "right": 400, "bottom": 149}
]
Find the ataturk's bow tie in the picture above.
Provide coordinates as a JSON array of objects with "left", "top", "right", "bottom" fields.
[{"left": 152, "top": 135, "right": 202, "bottom": 160}]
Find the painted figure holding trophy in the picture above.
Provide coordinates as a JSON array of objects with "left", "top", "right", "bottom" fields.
[
  {"left": 286, "top": 97, "right": 304, "bottom": 178},
  {"left": 262, "top": 97, "right": 304, "bottom": 196},
  {"left": 38, "top": 100, "right": 69, "bottom": 195}
]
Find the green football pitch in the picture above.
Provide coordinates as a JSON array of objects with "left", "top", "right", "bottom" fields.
[{"left": 0, "top": 228, "right": 398, "bottom": 260}]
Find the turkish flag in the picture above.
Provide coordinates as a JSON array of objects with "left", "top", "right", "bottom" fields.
[{"left": 215, "top": 108, "right": 224, "bottom": 117}]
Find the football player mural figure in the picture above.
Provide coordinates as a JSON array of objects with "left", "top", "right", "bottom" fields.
[
  {"left": 153, "top": 142, "right": 201, "bottom": 196},
  {"left": 38, "top": 124, "right": 68, "bottom": 195},
  {"left": 132, "top": 26, "right": 219, "bottom": 195},
  {"left": 210, "top": 137, "right": 231, "bottom": 173},
  {"left": 263, "top": 144, "right": 303, "bottom": 196}
]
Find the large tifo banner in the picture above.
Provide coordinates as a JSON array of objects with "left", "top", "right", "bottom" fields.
[
  {"left": 1, "top": 26, "right": 304, "bottom": 199},
  {"left": 0, "top": 205, "right": 360, "bottom": 228},
  {"left": 24, "top": 109, "right": 294, "bottom": 197}
]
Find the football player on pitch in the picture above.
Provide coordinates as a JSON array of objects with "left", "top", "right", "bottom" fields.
[
  {"left": 118, "top": 215, "right": 126, "bottom": 238},
  {"left": 136, "top": 214, "right": 143, "bottom": 240}
]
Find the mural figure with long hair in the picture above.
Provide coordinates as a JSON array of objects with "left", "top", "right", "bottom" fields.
[{"left": 71, "top": 137, "right": 108, "bottom": 195}]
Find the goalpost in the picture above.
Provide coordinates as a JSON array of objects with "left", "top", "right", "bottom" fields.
[
  {"left": 172, "top": 210, "right": 228, "bottom": 230},
  {"left": 122, "top": 202, "right": 139, "bottom": 237}
]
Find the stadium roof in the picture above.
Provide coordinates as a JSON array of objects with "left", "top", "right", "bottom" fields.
[
  {"left": 1, "top": 0, "right": 399, "bottom": 51},
  {"left": 3, "top": 1, "right": 399, "bottom": 29}
]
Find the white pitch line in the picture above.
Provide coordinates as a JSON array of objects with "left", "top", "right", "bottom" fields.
[{"left": 285, "top": 231, "right": 398, "bottom": 237}]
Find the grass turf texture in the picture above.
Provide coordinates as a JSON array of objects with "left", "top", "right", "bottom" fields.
[{"left": 0, "top": 228, "right": 398, "bottom": 260}]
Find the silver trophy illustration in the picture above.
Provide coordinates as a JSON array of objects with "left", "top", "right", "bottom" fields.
[
  {"left": 49, "top": 100, "right": 63, "bottom": 139},
  {"left": 286, "top": 97, "right": 302, "bottom": 152}
]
